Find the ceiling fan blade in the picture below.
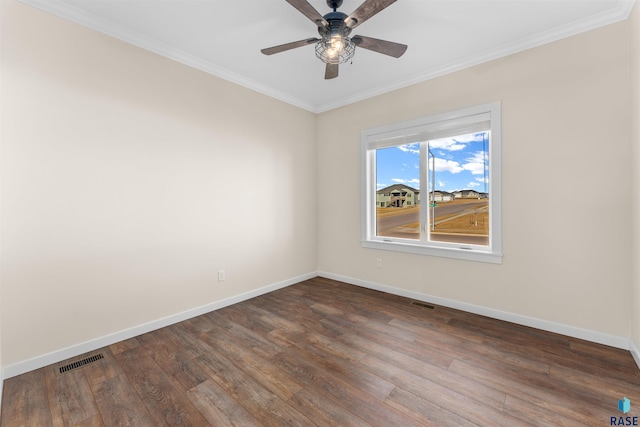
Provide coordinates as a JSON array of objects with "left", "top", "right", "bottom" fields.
[
  {"left": 261, "top": 38, "right": 320, "bottom": 55},
  {"left": 345, "top": 0, "right": 397, "bottom": 29},
  {"left": 325, "top": 63, "right": 339, "bottom": 79},
  {"left": 286, "top": 0, "right": 328, "bottom": 28},
  {"left": 352, "top": 35, "right": 407, "bottom": 58}
]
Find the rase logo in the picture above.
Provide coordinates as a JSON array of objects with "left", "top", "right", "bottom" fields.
[{"left": 611, "top": 397, "right": 638, "bottom": 426}]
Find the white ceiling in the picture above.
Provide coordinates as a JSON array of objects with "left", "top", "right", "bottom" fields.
[{"left": 20, "top": 0, "right": 635, "bottom": 112}]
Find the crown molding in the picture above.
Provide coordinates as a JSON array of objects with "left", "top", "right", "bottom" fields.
[
  {"left": 17, "top": 0, "right": 318, "bottom": 112},
  {"left": 315, "top": 0, "right": 637, "bottom": 112},
  {"left": 18, "top": 0, "right": 637, "bottom": 114}
]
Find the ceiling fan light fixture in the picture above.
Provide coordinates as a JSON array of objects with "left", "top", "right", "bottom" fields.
[
  {"left": 261, "top": 0, "right": 406, "bottom": 79},
  {"left": 315, "top": 35, "right": 355, "bottom": 64}
]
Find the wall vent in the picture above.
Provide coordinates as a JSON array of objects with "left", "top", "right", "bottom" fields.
[
  {"left": 411, "top": 301, "right": 436, "bottom": 310},
  {"left": 59, "top": 353, "right": 104, "bottom": 373}
]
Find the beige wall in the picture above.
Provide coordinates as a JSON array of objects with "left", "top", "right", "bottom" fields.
[
  {"left": 1, "top": 0, "right": 638, "bottom": 372},
  {"left": 631, "top": 2, "right": 640, "bottom": 353},
  {"left": 318, "top": 20, "right": 632, "bottom": 338},
  {"left": 0, "top": 1, "right": 317, "bottom": 366}
]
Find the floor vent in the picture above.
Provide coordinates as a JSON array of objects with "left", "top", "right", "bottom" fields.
[
  {"left": 411, "top": 301, "right": 436, "bottom": 310},
  {"left": 59, "top": 353, "right": 104, "bottom": 374}
]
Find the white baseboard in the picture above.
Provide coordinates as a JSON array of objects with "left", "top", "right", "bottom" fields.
[
  {"left": 0, "top": 367, "right": 3, "bottom": 418},
  {"left": 631, "top": 339, "right": 640, "bottom": 371},
  {"left": 3, "top": 270, "right": 637, "bottom": 380},
  {"left": 2, "top": 272, "right": 317, "bottom": 379},
  {"left": 318, "top": 271, "right": 633, "bottom": 351}
]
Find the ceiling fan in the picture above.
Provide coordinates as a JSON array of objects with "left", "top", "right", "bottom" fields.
[{"left": 261, "top": 0, "right": 407, "bottom": 79}]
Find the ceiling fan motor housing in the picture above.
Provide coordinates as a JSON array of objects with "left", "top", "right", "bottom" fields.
[
  {"left": 317, "top": 11, "right": 351, "bottom": 39},
  {"left": 261, "top": 0, "right": 407, "bottom": 79},
  {"left": 315, "top": 10, "right": 355, "bottom": 64}
]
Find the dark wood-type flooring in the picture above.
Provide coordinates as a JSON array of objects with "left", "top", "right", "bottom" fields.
[{"left": 2, "top": 277, "right": 640, "bottom": 426}]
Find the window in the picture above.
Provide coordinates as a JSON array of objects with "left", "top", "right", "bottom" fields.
[{"left": 361, "top": 102, "right": 502, "bottom": 263}]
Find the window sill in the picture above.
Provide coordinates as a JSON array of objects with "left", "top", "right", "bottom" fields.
[{"left": 362, "top": 239, "right": 503, "bottom": 264}]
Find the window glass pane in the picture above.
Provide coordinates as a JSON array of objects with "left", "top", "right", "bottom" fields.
[
  {"left": 427, "top": 132, "right": 489, "bottom": 246},
  {"left": 362, "top": 102, "right": 501, "bottom": 263},
  {"left": 375, "top": 144, "right": 420, "bottom": 240}
]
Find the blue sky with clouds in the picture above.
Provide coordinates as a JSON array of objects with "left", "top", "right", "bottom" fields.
[{"left": 376, "top": 132, "right": 489, "bottom": 193}]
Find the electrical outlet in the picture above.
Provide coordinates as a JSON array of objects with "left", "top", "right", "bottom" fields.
[
  {"left": 376, "top": 258, "right": 383, "bottom": 268},
  {"left": 218, "top": 270, "right": 226, "bottom": 282}
]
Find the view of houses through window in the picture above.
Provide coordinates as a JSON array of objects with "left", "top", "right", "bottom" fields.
[{"left": 375, "top": 131, "right": 490, "bottom": 246}]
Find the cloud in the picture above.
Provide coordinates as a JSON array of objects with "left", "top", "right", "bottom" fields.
[
  {"left": 429, "top": 138, "right": 466, "bottom": 151},
  {"left": 429, "top": 132, "right": 488, "bottom": 152},
  {"left": 462, "top": 151, "right": 488, "bottom": 175},
  {"left": 391, "top": 178, "right": 420, "bottom": 185},
  {"left": 469, "top": 177, "right": 488, "bottom": 189},
  {"left": 454, "top": 133, "right": 487, "bottom": 143},
  {"left": 397, "top": 143, "right": 419, "bottom": 155},
  {"left": 429, "top": 158, "right": 464, "bottom": 174},
  {"left": 438, "top": 180, "right": 445, "bottom": 188}
]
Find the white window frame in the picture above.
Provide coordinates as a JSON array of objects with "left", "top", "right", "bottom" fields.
[{"left": 361, "top": 102, "right": 502, "bottom": 264}]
